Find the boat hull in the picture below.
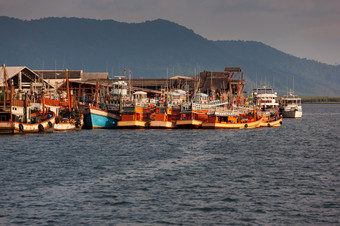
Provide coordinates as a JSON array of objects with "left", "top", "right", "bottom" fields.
[
  {"left": 176, "top": 119, "right": 202, "bottom": 129},
  {"left": 260, "top": 117, "right": 283, "bottom": 127},
  {"left": 149, "top": 120, "right": 175, "bottom": 128},
  {"left": 117, "top": 120, "right": 148, "bottom": 128},
  {"left": 0, "top": 113, "right": 55, "bottom": 134},
  {"left": 54, "top": 122, "right": 82, "bottom": 131},
  {"left": 84, "top": 107, "right": 119, "bottom": 129},
  {"left": 0, "top": 122, "right": 18, "bottom": 134},
  {"left": 202, "top": 118, "right": 261, "bottom": 129},
  {"left": 281, "top": 110, "right": 302, "bottom": 118}
]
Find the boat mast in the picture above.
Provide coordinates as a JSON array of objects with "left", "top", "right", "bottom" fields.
[
  {"left": 293, "top": 75, "right": 295, "bottom": 95},
  {"left": 210, "top": 71, "right": 213, "bottom": 100},
  {"left": 129, "top": 69, "right": 132, "bottom": 101},
  {"left": 95, "top": 81, "right": 99, "bottom": 108},
  {"left": 10, "top": 80, "right": 14, "bottom": 122},
  {"left": 2, "top": 64, "right": 9, "bottom": 101},
  {"left": 42, "top": 89, "right": 45, "bottom": 115},
  {"left": 286, "top": 76, "right": 288, "bottom": 97},
  {"left": 66, "top": 69, "right": 71, "bottom": 111},
  {"left": 166, "top": 68, "right": 168, "bottom": 93}
]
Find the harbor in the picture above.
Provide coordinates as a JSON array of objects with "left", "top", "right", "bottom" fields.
[
  {"left": 0, "top": 65, "right": 301, "bottom": 134},
  {"left": 1, "top": 3, "right": 339, "bottom": 225}
]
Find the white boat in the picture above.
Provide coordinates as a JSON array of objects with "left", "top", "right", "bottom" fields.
[
  {"left": 252, "top": 86, "right": 279, "bottom": 113},
  {"left": 279, "top": 91, "right": 302, "bottom": 118},
  {"left": 252, "top": 86, "right": 283, "bottom": 126}
]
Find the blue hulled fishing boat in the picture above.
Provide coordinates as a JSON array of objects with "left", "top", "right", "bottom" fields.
[{"left": 83, "top": 106, "right": 120, "bottom": 129}]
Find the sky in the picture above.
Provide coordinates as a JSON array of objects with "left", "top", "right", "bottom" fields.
[{"left": 1, "top": 0, "right": 340, "bottom": 65}]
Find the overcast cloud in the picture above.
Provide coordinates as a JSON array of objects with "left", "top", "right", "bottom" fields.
[{"left": 1, "top": 0, "right": 339, "bottom": 65}]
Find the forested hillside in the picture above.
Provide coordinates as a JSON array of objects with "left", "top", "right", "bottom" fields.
[{"left": 1, "top": 16, "right": 339, "bottom": 96}]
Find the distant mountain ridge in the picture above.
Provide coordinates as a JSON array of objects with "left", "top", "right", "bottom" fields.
[{"left": 0, "top": 16, "right": 339, "bottom": 96}]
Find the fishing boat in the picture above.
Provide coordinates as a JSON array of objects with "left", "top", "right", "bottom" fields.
[
  {"left": 0, "top": 65, "right": 55, "bottom": 134},
  {"left": 118, "top": 91, "right": 152, "bottom": 128},
  {"left": 54, "top": 119, "right": 82, "bottom": 131},
  {"left": 259, "top": 111, "right": 283, "bottom": 127},
  {"left": 175, "top": 93, "right": 209, "bottom": 129},
  {"left": 252, "top": 86, "right": 282, "bottom": 127},
  {"left": 149, "top": 90, "right": 183, "bottom": 129},
  {"left": 0, "top": 111, "right": 55, "bottom": 134},
  {"left": 0, "top": 91, "right": 55, "bottom": 134},
  {"left": 176, "top": 93, "right": 228, "bottom": 129},
  {"left": 83, "top": 80, "right": 120, "bottom": 129},
  {"left": 279, "top": 90, "right": 302, "bottom": 118},
  {"left": 176, "top": 107, "right": 207, "bottom": 129},
  {"left": 51, "top": 70, "right": 84, "bottom": 131},
  {"left": 83, "top": 106, "right": 120, "bottom": 129},
  {"left": 54, "top": 107, "right": 83, "bottom": 131},
  {"left": 202, "top": 106, "right": 262, "bottom": 129},
  {"left": 149, "top": 104, "right": 177, "bottom": 128}
]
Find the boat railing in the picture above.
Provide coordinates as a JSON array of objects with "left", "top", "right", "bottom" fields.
[
  {"left": 135, "top": 102, "right": 150, "bottom": 108},
  {"left": 192, "top": 100, "right": 227, "bottom": 111},
  {"left": 215, "top": 108, "right": 242, "bottom": 116},
  {"left": 208, "top": 99, "right": 228, "bottom": 106},
  {"left": 211, "top": 105, "right": 253, "bottom": 116}
]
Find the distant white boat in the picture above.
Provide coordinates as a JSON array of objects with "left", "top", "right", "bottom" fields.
[{"left": 279, "top": 90, "right": 302, "bottom": 118}]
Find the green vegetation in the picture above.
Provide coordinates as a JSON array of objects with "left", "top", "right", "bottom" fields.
[{"left": 301, "top": 97, "right": 340, "bottom": 103}]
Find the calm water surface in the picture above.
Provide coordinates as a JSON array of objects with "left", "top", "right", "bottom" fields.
[{"left": 1, "top": 104, "right": 339, "bottom": 225}]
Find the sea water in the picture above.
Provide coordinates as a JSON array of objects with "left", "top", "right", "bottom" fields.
[{"left": 0, "top": 104, "right": 339, "bottom": 225}]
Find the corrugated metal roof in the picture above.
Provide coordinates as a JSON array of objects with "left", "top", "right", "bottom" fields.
[
  {"left": 170, "top": 75, "right": 193, "bottom": 80},
  {"left": 0, "top": 66, "right": 55, "bottom": 88},
  {"left": 83, "top": 72, "right": 108, "bottom": 81},
  {"left": 34, "top": 70, "right": 82, "bottom": 79},
  {"left": 0, "top": 66, "right": 26, "bottom": 83}
]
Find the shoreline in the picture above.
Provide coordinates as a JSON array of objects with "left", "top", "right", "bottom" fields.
[{"left": 300, "top": 97, "right": 340, "bottom": 104}]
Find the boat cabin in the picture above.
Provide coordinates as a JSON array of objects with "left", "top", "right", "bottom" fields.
[
  {"left": 133, "top": 91, "right": 148, "bottom": 104},
  {"left": 280, "top": 98, "right": 301, "bottom": 106},
  {"left": 252, "top": 86, "right": 278, "bottom": 109},
  {"left": 112, "top": 81, "right": 128, "bottom": 96},
  {"left": 194, "top": 93, "right": 208, "bottom": 104},
  {"left": 169, "top": 90, "right": 186, "bottom": 104},
  {"left": 174, "top": 90, "right": 186, "bottom": 101},
  {"left": 253, "top": 87, "right": 277, "bottom": 95}
]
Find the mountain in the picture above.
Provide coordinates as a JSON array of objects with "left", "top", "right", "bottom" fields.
[
  {"left": 215, "top": 41, "right": 340, "bottom": 96},
  {"left": 0, "top": 16, "right": 339, "bottom": 96}
]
